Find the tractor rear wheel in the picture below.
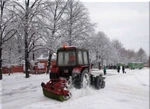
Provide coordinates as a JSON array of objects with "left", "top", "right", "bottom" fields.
[
  {"left": 94, "top": 76, "right": 101, "bottom": 89},
  {"left": 74, "top": 70, "right": 90, "bottom": 89},
  {"left": 101, "top": 81, "right": 105, "bottom": 88},
  {"left": 66, "top": 76, "right": 72, "bottom": 89},
  {"left": 94, "top": 76, "right": 105, "bottom": 89}
]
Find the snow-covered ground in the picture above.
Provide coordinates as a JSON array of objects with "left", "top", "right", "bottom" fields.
[{"left": 0, "top": 68, "right": 149, "bottom": 109}]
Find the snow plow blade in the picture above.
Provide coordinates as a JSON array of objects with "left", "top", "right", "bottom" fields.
[
  {"left": 41, "top": 78, "right": 71, "bottom": 101},
  {"left": 42, "top": 88, "right": 66, "bottom": 101}
]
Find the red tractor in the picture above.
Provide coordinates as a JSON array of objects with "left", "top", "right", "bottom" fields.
[{"left": 41, "top": 46, "right": 105, "bottom": 101}]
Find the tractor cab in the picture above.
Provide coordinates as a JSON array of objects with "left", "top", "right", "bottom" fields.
[
  {"left": 57, "top": 46, "right": 89, "bottom": 67},
  {"left": 49, "top": 46, "right": 90, "bottom": 80}
]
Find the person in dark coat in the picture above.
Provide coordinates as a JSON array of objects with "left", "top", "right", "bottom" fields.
[
  {"left": 122, "top": 65, "right": 126, "bottom": 74},
  {"left": 103, "top": 65, "right": 106, "bottom": 75},
  {"left": 117, "top": 65, "right": 120, "bottom": 73}
]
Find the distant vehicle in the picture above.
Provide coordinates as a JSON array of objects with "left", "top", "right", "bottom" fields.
[
  {"left": 128, "top": 62, "right": 144, "bottom": 69},
  {"left": 116, "top": 63, "right": 125, "bottom": 67}
]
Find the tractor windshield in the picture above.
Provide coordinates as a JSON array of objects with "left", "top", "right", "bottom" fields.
[{"left": 57, "top": 51, "right": 76, "bottom": 66}]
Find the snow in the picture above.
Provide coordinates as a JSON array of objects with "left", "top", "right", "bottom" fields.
[
  {"left": 0, "top": 68, "right": 149, "bottom": 109},
  {"left": 37, "top": 53, "right": 56, "bottom": 60}
]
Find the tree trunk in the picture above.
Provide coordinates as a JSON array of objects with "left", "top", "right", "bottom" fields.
[
  {"left": 24, "top": 17, "right": 29, "bottom": 78},
  {"left": 25, "top": 42, "right": 29, "bottom": 78},
  {"left": 46, "top": 51, "right": 52, "bottom": 74},
  {"left": 32, "top": 52, "right": 35, "bottom": 61},
  {"left": 32, "top": 43, "right": 35, "bottom": 61},
  {"left": 68, "top": 0, "right": 73, "bottom": 46},
  {"left": 0, "top": 24, "right": 2, "bottom": 80},
  {"left": 24, "top": 0, "right": 29, "bottom": 78},
  {"left": 98, "top": 62, "right": 101, "bottom": 70},
  {"left": 0, "top": 46, "right": 2, "bottom": 80},
  {"left": 0, "top": 0, "right": 3, "bottom": 80},
  {"left": 101, "top": 58, "right": 103, "bottom": 66}
]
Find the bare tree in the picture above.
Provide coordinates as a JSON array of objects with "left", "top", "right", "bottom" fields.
[
  {"left": 38, "top": 0, "right": 69, "bottom": 74},
  {"left": 137, "top": 48, "right": 147, "bottom": 63},
  {"left": 12, "top": 0, "right": 45, "bottom": 78},
  {"left": 91, "top": 31, "right": 112, "bottom": 66},
  {"left": 62, "top": 0, "right": 94, "bottom": 46},
  {"left": 112, "top": 39, "right": 123, "bottom": 50},
  {"left": 2, "top": 36, "right": 19, "bottom": 65},
  {"left": 0, "top": 0, "right": 18, "bottom": 80}
]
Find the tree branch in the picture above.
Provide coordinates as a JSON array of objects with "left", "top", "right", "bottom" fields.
[{"left": 3, "top": 30, "right": 17, "bottom": 43}]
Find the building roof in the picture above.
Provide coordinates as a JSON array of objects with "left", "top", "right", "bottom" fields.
[{"left": 37, "top": 53, "right": 56, "bottom": 60}]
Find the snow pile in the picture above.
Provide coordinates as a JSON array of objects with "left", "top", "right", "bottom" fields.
[{"left": 1, "top": 68, "right": 149, "bottom": 109}]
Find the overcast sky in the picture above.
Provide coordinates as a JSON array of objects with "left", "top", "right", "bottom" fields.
[{"left": 82, "top": 2, "right": 149, "bottom": 55}]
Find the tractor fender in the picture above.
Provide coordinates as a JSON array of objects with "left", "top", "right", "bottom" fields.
[
  {"left": 72, "top": 66, "right": 82, "bottom": 79},
  {"left": 72, "top": 66, "right": 83, "bottom": 74},
  {"left": 72, "top": 66, "right": 89, "bottom": 78},
  {"left": 72, "top": 66, "right": 89, "bottom": 73}
]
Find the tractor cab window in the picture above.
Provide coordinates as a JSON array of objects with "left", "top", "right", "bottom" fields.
[
  {"left": 83, "top": 51, "right": 88, "bottom": 64},
  {"left": 68, "top": 52, "right": 75, "bottom": 64},
  {"left": 58, "top": 52, "right": 64, "bottom": 66},
  {"left": 78, "top": 51, "right": 83, "bottom": 64},
  {"left": 58, "top": 51, "right": 76, "bottom": 66}
]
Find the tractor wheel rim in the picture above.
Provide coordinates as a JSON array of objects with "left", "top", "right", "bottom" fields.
[
  {"left": 66, "top": 77, "right": 72, "bottom": 89},
  {"left": 83, "top": 73, "right": 89, "bottom": 88}
]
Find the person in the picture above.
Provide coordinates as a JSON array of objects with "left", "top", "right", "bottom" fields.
[
  {"left": 103, "top": 65, "right": 106, "bottom": 75},
  {"left": 68, "top": 52, "right": 75, "bottom": 65},
  {"left": 117, "top": 65, "right": 120, "bottom": 73},
  {"left": 122, "top": 65, "right": 126, "bottom": 74}
]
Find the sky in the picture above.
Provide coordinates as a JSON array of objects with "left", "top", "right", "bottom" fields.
[{"left": 81, "top": 1, "right": 149, "bottom": 55}]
